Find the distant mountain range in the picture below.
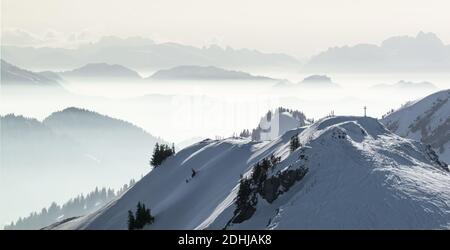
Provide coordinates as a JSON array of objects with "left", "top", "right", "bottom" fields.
[
  {"left": 4, "top": 32, "right": 450, "bottom": 74},
  {"left": 42, "top": 107, "right": 165, "bottom": 168},
  {"left": 1, "top": 36, "right": 301, "bottom": 72},
  {"left": 304, "top": 32, "right": 450, "bottom": 73},
  {"left": 372, "top": 80, "right": 437, "bottom": 91},
  {"left": 1, "top": 60, "right": 280, "bottom": 84},
  {"left": 60, "top": 63, "right": 142, "bottom": 82},
  {"left": 1, "top": 114, "right": 92, "bottom": 171},
  {"left": 274, "top": 75, "right": 338, "bottom": 89},
  {"left": 1, "top": 60, "right": 61, "bottom": 87},
  {"left": 299, "top": 75, "right": 339, "bottom": 88},
  {"left": 149, "top": 65, "right": 277, "bottom": 81}
]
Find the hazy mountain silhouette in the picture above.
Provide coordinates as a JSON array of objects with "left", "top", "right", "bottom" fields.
[
  {"left": 0, "top": 60, "right": 69, "bottom": 99},
  {"left": 0, "top": 114, "right": 95, "bottom": 171},
  {"left": 299, "top": 75, "right": 339, "bottom": 88},
  {"left": 38, "top": 70, "right": 65, "bottom": 83},
  {"left": 1, "top": 60, "right": 61, "bottom": 87},
  {"left": 0, "top": 108, "right": 166, "bottom": 226},
  {"left": 60, "top": 63, "right": 142, "bottom": 82},
  {"left": 149, "top": 65, "right": 277, "bottom": 81},
  {"left": 43, "top": 107, "right": 166, "bottom": 168},
  {"left": 372, "top": 80, "right": 437, "bottom": 91},
  {"left": 2, "top": 36, "right": 301, "bottom": 72},
  {"left": 2, "top": 107, "right": 165, "bottom": 172},
  {"left": 304, "top": 32, "right": 450, "bottom": 73}
]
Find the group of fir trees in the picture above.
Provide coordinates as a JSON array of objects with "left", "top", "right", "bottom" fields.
[
  {"left": 290, "top": 133, "right": 301, "bottom": 152},
  {"left": 128, "top": 202, "right": 154, "bottom": 230},
  {"left": 5, "top": 180, "right": 136, "bottom": 230},
  {"left": 232, "top": 154, "right": 281, "bottom": 223},
  {"left": 239, "top": 129, "right": 251, "bottom": 138},
  {"left": 150, "top": 143, "right": 175, "bottom": 167}
]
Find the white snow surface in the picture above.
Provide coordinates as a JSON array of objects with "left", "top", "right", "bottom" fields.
[
  {"left": 381, "top": 89, "right": 450, "bottom": 163},
  {"left": 51, "top": 116, "right": 450, "bottom": 230}
]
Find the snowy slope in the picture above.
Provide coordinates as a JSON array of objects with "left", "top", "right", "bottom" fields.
[
  {"left": 51, "top": 116, "right": 450, "bottom": 230},
  {"left": 251, "top": 107, "right": 309, "bottom": 141},
  {"left": 381, "top": 89, "right": 450, "bottom": 163}
]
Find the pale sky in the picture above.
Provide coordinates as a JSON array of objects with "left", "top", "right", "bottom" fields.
[{"left": 2, "top": 0, "right": 450, "bottom": 58}]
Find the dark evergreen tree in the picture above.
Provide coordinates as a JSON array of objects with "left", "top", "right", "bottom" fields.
[
  {"left": 290, "top": 134, "right": 301, "bottom": 152},
  {"left": 128, "top": 210, "right": 136, "bottom": 230},
  {"left": 266, "top": 110, "right": 272, "bottom": 121},
  {"left": 239, "top": 129, "right": 251, "bottom": 138},
  {"left": 233, "top": 177, "right": 257, "bottom": 223},
  {"left": 128, "top": 201, "right": 154, "bottom": 230},
  {"left": 150, "top": 143, "right": 175, "bottom": 167},
  {"left": 231, "top": 154, "right": 283, "bottom": 224},
  {"left": 251, "top": 126, "right": 262, "bottom": 141},
  {"left": 235, "top": 178, "right": 253, "bottom": 212}
]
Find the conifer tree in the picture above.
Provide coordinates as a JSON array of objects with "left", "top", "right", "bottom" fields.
[
  {"left": 128, "top": 210, "right": 136, "bottom": 230},
  {"left": 290, "top": 134, "right": 300, "bottom": 152},
  {"left": 150, "top": 143, "right": 175, "bottom": 167},
  {"left": 128, "top": 201, "right": 154, "bottom": 230}
]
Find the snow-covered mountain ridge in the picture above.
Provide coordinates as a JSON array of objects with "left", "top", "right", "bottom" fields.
[
  {"left": 51, "top": 116, "right": 450, "bottom": 230},
  {"left": 381, "top": 89, "right": 450, "bottom": 163}
]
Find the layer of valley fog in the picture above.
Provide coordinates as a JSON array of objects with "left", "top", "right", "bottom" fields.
[{"left": 2, "top": 72, "right": 447, "bottom": 143}]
